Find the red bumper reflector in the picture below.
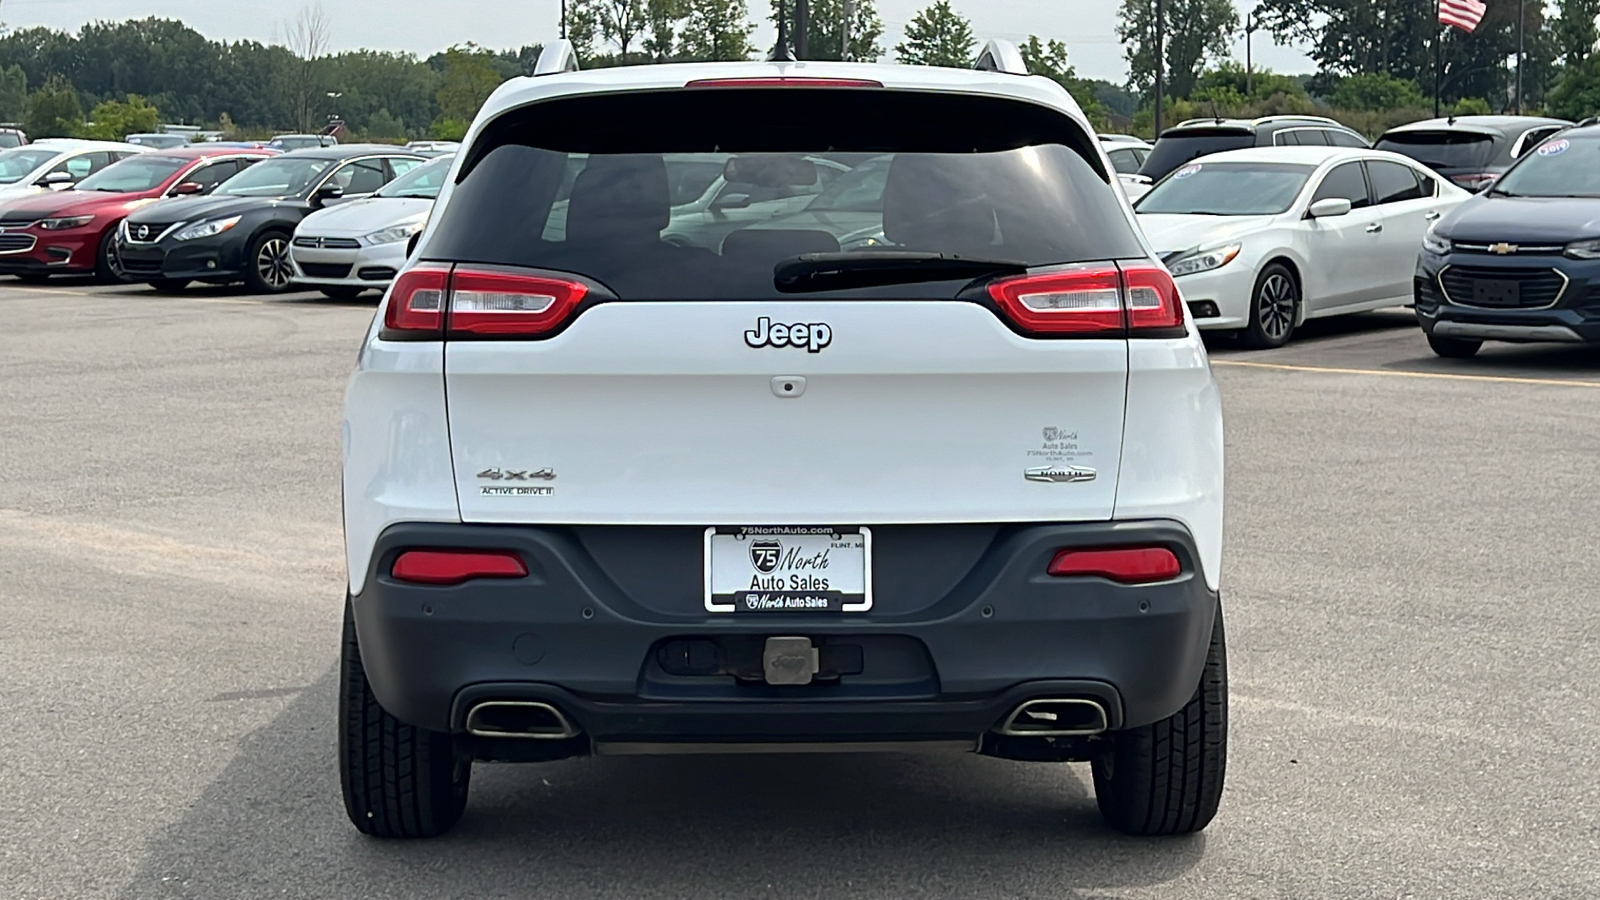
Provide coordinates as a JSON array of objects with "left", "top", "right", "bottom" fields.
[
  {"left": 1046, "top": 547, "right": 1181, "bottom": 584},
  {"left": 391, "top": 550, "right": 528, "bottom": 585}
]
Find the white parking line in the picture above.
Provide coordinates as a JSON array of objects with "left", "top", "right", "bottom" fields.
[{"left": 1214, "top": 359, "right": 1600, "bottom": 388}]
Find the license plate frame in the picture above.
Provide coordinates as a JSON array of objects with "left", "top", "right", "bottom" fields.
[
  {"left": 1472, "top": 278, "right": 1520, "bottom": 306},
  {"left": 703, "top": 526, "right": 872, "bottom": 613}
]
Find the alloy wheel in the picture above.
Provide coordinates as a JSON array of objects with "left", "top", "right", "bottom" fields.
[
  {"left": 1256, "top": 272, "right": 1296, "bottom": 342},
  {"left": 104, "top": 237, "right": 126, "bottom": 280},
  {"left": 256, "top": 237, "right": 293, "bottom": 290}
]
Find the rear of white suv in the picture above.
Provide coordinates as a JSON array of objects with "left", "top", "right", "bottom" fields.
[{"left": 340, "top": 52, "right": 1226, "bottom": 839}]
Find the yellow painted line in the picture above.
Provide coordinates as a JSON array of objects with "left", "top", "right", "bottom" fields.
[
  {"left": 1213, "top": 358, "right": 1600, "bottom": 389},
  {"left": 2, "top": 286, "right": 99, "bottom": 297}
]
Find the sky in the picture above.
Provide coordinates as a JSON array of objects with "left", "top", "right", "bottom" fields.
[{"left": 0, "top": 0, "right": 1316, "bottom": 83}]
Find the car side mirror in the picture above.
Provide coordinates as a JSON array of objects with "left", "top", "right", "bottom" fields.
[
  {"left": 315, "top": 184, "right": 346, "bottom": 206},
  {"left": 171, "top": 181, "right": 204, "bottom": 196},
  {"left": 39, "top": 171, "right": 74, "bottom": 188},
  {"left": 713, "top": 192, "right": 752, "bottom": 210},
  {"left": 1308, "top": 198, "right": 1353, "bottom": 219}
]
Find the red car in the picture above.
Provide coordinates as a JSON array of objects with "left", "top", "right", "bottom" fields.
[{"left": 0, "top": 146, "right": 275, "bottom": 283}]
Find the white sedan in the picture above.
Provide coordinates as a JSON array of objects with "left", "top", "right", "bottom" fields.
[
  {"left": 0, "top": 139, "right": 149, "bottom": 198},
  {"left": 1135, "top": 146, "right": 1470, "bottom": 348}
]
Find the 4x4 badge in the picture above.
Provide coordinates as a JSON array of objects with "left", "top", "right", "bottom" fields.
[
  {"left": 477, "top": 467, "right": 556, "bottom": 481},
  {"left": 1025, "top": 465, "right": 1097, "bottom": 483}
]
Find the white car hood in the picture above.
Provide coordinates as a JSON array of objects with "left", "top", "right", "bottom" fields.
[
  {"left": 296, "top": 196, "right": 433, "bottom": 238},
  {"left": 1137, "top": 213, "right": 1277, "bottom": 257}
]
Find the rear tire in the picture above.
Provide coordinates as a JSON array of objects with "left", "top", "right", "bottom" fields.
[
  {"left": 321, "top": 286, "right": 366, "bottom": 300},
  {"left": 1241, "top": 263, "right": 1299, "bottom": 350},
  {"left": 340, "top": 597, "right": 470, "bottom": 838},
  {"left": 1427, "top": 333, "right": 1482, "bottom": 358},
  {"left": 150, "top": 279, "right": 189, "bottom": 293},
  {"left": 1091, "top": 606, "right": 1227, "bottom": 836}
]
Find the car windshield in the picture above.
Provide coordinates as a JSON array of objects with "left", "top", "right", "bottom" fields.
[
  {"left": 76, "top": 155, "right": 188, "bottom": 192},
  {"left": 422, "top": 89, "right": 1144, "bottom": 301},
  {"left": 375, "top": 156, "right": 453, "bottom": 199},
  {"left": 1375, "top": 131, "right": 1495, "bottom": 171},
  {"left": 806, "top": 156, "right": 891, "bottom": 211},
  {"left": 0, "top": 132, "right": 23, "bottom": 150},
  {"left": 0, "top": 148, "right": 57, "bottom": 184},
  {"left": 1492, "top": 135, "right": 1600, "bottom": 197},
  {"left": 1135, "top": 162, "right": 1314, "bottom": 216},
  {"left": 213, "top": 157, "right": 333, "bottom": 197},
  {"left": 1139, "top": 131, "right": 1255, "bottom": 180}
]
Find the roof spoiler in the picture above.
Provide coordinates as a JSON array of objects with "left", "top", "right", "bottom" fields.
[
  {"left": 534, "top": 40, "right": 580, "bottom": 76},
  {"left": 974, "top": 39, "right": 1028, "bottom": 76}
]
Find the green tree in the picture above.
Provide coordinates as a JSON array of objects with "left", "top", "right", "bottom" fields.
[
  {"left": 365, "top": 107, "right": 407, "bottom": 141},
  {"left": 1555, "top": 0, "right": 1600, "bottom": 66},
  {"left": 434, "top": 44, "right": 505, "bottom": 128},
  {"left": 572, "top": 0, "right": 651, "bottom": 61},
  {"left": 1191, "top": 61, "right": 1307, "bottom": 102},
  {"left": 1019, "top": 36, "right": 1111, "bottom": 127},
  {"left": 1117, "top": 0, "right": 1238, "bottom": 100},
  {"left": 769, "top": 0, "right": 884, "bottom": 61},
  {"left": 1327, "top": 72, "right": 1426, "bottom": 111},
  {"left": 0, "top": 65, "right": 27, "bottom": 122},
  {"left": 677, "top": 0, "right": 756, "bottom": 61},
  {"left": 24, "top": 79, "right": 83, "bottom": 138},
  {"left": 1547, "top": 51, "right": 1600, "bottom": 117},
  {"left": 83, "top": 94, "right": 161, "bottom": 140},
  {"left": 643, "top": 0, "right": 688, "bottom": 61},
  {"left": 895, "top": 1, "right": 975, "bottom": 68}
]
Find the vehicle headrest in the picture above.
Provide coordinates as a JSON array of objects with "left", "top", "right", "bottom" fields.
[
  {"left": 882, "top": 155, "right": 998, "bottom": 254},
  {"left": 566, "top": 155, "right": 670, "bottom": 243}
]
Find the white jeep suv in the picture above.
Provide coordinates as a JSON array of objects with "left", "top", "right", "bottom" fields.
[{"left": 340, "top": 41, "right": 1227, "bottom": 839}]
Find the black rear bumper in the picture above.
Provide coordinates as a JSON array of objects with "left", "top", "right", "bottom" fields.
[{"left": 350, "top": 520, "right": 1219, "bottom": 742}]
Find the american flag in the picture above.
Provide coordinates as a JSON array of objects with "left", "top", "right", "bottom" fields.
[{"left": 1439, "top": 0, "right": 1487, "bottom": 32}]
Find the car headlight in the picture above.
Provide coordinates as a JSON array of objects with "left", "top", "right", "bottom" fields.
[
  {"left": 172, "top": 216, "right": 242, "bottom": 241},
  {"left": 1422, "top": 225, "right": 1453, "bottom": 256},
  {"left": 364, "top": 221, "right": 426, "bottom": 245},
  {"left": 1166, "top": 243, "right": 1242, "bottom": 278},
  {"left": 1565, "top": 238, "right": 1600, "bottom": 259},
  {"left": 38, "top": 215, "right": 94, "bottom": 230}
]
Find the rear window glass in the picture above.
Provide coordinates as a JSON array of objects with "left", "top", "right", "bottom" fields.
[
  {"left": 423, "top": 89, "right": 1143, "bottom": 300},
  {"left": 1375, "top": 132, "right": 1495, "bottom": 171},
  {"left": 1139, "top": 131, "right": 1254, "bottom": 180}
]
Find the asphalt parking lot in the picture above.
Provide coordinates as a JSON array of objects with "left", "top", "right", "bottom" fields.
[{"left": 3, "top": 279, "right": 1598, "bottom": 899}]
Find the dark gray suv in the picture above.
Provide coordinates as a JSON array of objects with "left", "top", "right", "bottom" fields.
[{"left": 1140, "top": 115, "right": 1370, "bottom": 181}]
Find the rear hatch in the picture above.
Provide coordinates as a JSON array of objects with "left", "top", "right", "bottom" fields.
[
  {"left": 1375, "top": 130, "right": 1499, "bottom": 187},
  {"left": 1139, "top": 128, "right": 1254, "bottom": 181},
  {"left": 396, "top": 84, "right": 1172, "bottom": 526}
]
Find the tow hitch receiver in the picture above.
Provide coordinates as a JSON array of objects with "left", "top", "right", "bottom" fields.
[{"left": 763, "top": 636, "right": 820, "bottom": 685}]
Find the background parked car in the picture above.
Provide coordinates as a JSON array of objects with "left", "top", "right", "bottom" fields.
[
  {"left": 0, "top": 146, "right": 273, "bottom": 284},
  {"left": 124, "top": 133, "right": 191, "bottom": 150},
  {"left": 1415, "top": 122, "right": 1600, "bottom": 357},
  {"left": 268, "top": 134, "right": 339, "bottom": 151},
  {"left": 290, "top": 153, "right": 452, "bottom": 298},
  {"left": 404, "top": 141, "right": 460, "bottom": 156},
  {"left": 1136, "top": 146, "right": 1469, "bottom": 348},
  {"left": 1139, "top": 115, "right": 1371, "bottom": 182},
  {"left": 118, "top": 145, "right": 424, "bottom": 293},
  {"left": 1374, "top": 115, "right": 1572, "bottom": 193},
  {"left": 0, "top": 127, "right": 27, "bottom": 149},
  {"left": 0, "top": 140, "right": 148, "bottom": 199},
  {"left": 1101, "top": 136, "right": 1155, "bottom": 200}
]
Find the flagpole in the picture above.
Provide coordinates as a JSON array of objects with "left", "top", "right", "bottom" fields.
[{"left": 1434, "top": 1, "right": 1443, "bottom": 118}]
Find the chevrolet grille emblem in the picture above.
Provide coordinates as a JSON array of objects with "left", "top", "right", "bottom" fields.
[{"left": 1489, "top": 242, "right": 1518, "bottom": 255}]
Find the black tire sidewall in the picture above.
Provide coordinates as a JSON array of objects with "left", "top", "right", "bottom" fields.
[
  {"left": 244, "top": 230, "right": 294, "bottom": 294},
  {"left": 95, "top": 226, "right": 129, "bottom": 284},
  {"left": 1244, "top": 264, "right": 1299, "bottom": 350}
]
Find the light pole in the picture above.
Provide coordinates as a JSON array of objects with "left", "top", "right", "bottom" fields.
[
  {"left": 843, "top": 0, "right": 853, "bottom": 59},
  {"left": 1245, "top": 13, "right": 1257, "bottom": 97},
  {"left": 1153, "top": 0, "right": 1165, "bottom": 136},
  {"left": 795, "top": 0, "right": 809, "bottom": 59},
  {"left": 1514, "top": 0, "right": 1525, "bottom": 114}
]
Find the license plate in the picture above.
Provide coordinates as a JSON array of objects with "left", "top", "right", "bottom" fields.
[
  {"left": 1473, "top": 279, "right": 1520, "bottom": 306},
  {"left": 704, "top": 526, "right": 871, "bottom": 613}
]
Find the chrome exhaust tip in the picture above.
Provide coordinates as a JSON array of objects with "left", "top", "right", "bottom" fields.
[
  {"left": 998, "top": 698, "right": 1109, "bottom": 737},
  {"left": 465, "top": 701, "right": 580, "bottom": 740}
]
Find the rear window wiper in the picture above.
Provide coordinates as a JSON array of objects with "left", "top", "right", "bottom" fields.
[{"left": 774, "top": 251, "right": 1029, "bottom": 293}]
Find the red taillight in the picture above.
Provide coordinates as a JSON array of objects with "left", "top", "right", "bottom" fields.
[
  {"left": 986, "top": 262, "right": 1183, "bottom": 336},
  {"left": 685, "top": 76, "right": 884, "bottom": 89},
  {"left": 1047, "top": 547, "right": 1182, "bottom": 584},
  {"left": 391, "top": 549, "right": 528, "bottom": 585},
  {"left": 447, "top": 268, "right": 588, "bottom": 336},
  {"left": 383, "top": 264, "right": 450, "bottom": 335}
]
